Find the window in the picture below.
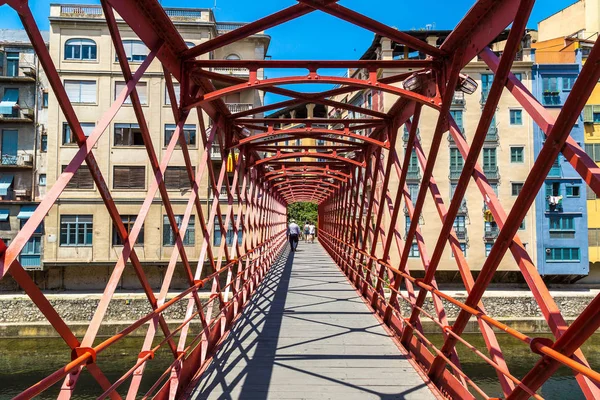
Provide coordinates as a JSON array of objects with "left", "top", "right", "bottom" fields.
[
  {"left": 566, "top": 185, "right": 580, "bottom": 197},
  {"left": 113, "top": 166, "right": 145, "bottom": 189},
  {"left": 38, "top": 174, "right": 46, "bottom": 186},
  {"left": 1, "top": 88, "right": 19, "bottom": 117},
  {"left": 481, "top": 74, "right": 493, "bottom": 96},
  {"left": 514, "top": 73, "right": 522, "bottom": 81},
  {"left": 511, "top": 182, "right": 523, "bottom": 196},
  {"left": 510, "top": 147, "right": 524, "bottom": 163},
  {"left": 164, "top": 166, "right": 189, "bottom": 190},
  {"left": 119, "top": 40, "right": 148, "bottom": 62},
  {"left": 509, "top": 109, "right": 522, "bottom": 125},
  {"left": 214, "top": 215, "right": 243, "bottom": 246},
  {"left": 450, "top": 109, "right": 463, "bottom": 130},
  {"left": 226, "top": 54, "right": 241, "bottom": 60},
  {"left": 563, "top": 76, "right": 576, "bottom": 91},
  {"left": 588, "top": 186, "right": 598, "bottom": 200},
  {"left": 585, "top": 143, "right": 600, "bottom": 162},
  {"left": 164, "top": 124, "right": 197, "bottom": 146},
  {"left": 451, "top": 242, "right": 467, "bottom": 257},
  {"left": 165, "top": 83, "right": 180, "bottom": 106},
  {"left": 60, "top": 215, "right": 93, "bottom": 246},
  {"left": 408, "top": 243, "right": 419, "bottom": 258},
  {"left": 545, "top": 182, "right": 561, "bottom": 197},
  {"left": 64, "top": 80, "right": 96, "bottom": 103},
  {"left": 40, "top": 134, "right": 47, "bottom": 152},
  {"left": 113, "top": 215, "right": 143, "bottom": 246},
  {"left": 408, "top": 184, "right": 419, "bottom": 201},
  {"left": 589, "top": 228, "right": 600, "bottom": 247},
  {"left": 63, "top": 165, "right": 94, "bottom": 189},
  {"left": 546, "top": 247, "right": 580, "bottom": 262},
  {"left": 62, "top": 122, "right": 95, "bottom": 145},
  {"left": 549, "top": 216, "right": 575, "bottom": 239},
  {"left": 6, "top": 52, "right": 19, "bottom": 77},
  {"left": 115, "top": 81, "right": 147, "bottom": 105},
  {"left": 185, "top": 42, "right": 195, "bottom": 48},
  {"left": 114, "top": 123, "right": 144, "bottom": 146},
  {"left": 42, "top": 92, "right": 48, "bottom": 108},
  {"left": 163, "top": 215, "right": 195, "bottom": 246},
  {"left": 453, "top": 215, "right": 466, "bottom": 238},
  {"left": 483, "top": 148, "right": 497, "bottom": 169},
  {"left": 485, "top": 242, "right": 493, "bottom": 257},
  {"left": 64, "top": 38, "right": 97, "bottom": 61},
  {"left": 542, "top": 77, "right": 558, "bottom": 92},
  {"left": 405, "top": 216, "right": 411, "bottom": 233}
]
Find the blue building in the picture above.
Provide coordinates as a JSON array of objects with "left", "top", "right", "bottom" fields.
[{"left": 532, "top": 52, "right": 589, "bottom": 276}]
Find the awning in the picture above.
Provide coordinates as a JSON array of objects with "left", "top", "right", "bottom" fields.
[
  {"left": 0, "top": 209, "right": 9, "bottom": 222},
  {"left": 17, "top": 205, "right": 37, "bottom": 220},
  {"left": 0, "top": 174, "right": 14, "bottom": 196},
  {"left": 0, "top": 89, "right": 18, "bottom": 114}
]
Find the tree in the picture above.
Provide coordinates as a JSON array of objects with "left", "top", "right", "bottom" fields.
[{"left": 287, "top": 202, "right": 318, "bottom": 225}]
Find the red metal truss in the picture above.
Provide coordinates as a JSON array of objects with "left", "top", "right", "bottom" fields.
[{"left": 3, "top": 0, "right": 600, "bottom": 398}]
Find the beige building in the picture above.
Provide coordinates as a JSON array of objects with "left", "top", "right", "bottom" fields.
[
  {"left": 330, "top": 30, "right": 538, "bottom": 278},
  {"left": 43, "top": 4, "right": 269, "bottom": 289},
  {"left": 537, "top": 0, "right": 600, "bottom": 43}
]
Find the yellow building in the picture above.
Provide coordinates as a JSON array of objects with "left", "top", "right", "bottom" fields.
[
  {"left": 44, "top": 4, "right": 269, "bottom": 289},
  {"left": 330, "top": 30, "right": 538, "bottom": 278}
]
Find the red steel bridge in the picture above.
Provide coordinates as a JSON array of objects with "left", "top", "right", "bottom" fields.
[{"left": 2, "top": 0, "right": 600, "bottom": 398}]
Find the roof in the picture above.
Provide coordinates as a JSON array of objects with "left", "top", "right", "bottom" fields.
[{"left": 0, "top": 29, "right": 49, "bottom": 45}]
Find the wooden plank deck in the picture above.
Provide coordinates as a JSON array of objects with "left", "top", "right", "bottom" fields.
[{"left": 190, "top": 242, "right": 437, "bottom": 400}]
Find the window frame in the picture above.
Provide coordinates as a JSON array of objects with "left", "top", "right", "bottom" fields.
[
  {"left": 509, "top": 109, "right": 523, "bottom": 125},
  {"left": 59, "top": 215, "right": 93, "bottom": 247},
  {"left": 112, "top": 215, "right": 144, "bottom": 246},
  {"left": 118, "top": 40, "right": 148, "bottom": 62},
  {"left": 62, "top": 165, "right": 94, "bottom": 190},
  {"left": 115, "top": 81, "right": 148, "bottom": 105},
  {"left": 64, "top": 80, "right": 97, "bottom": 104},
  {"left": 113, "top": 123, "right": 145, "bottom": 147},
  {"left": 62, "top": 122, "right": 96, "bottom": 145},
  {"left": 510, "top": 146, "right": 524, "bottom": 163},
  {"left": 511, "top": 182, "right": 524, "bottom": 196},
  {"left": 164, "top": 124, "right": 197, "bottom": 147},
  {"left": 162, "top": 215, "right": 196, "bottom": 246},
  {"left": 112, "top": 165, "right": 146, "bottom": 190},
  {"left": 64, "top": 38, "right": 97, "bottom": 61}
]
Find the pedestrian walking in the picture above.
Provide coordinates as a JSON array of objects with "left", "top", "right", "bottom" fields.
[
  {"left": 303, "top": 221, "right": 310, "bottom": 243},
  {"left": 308, "top": 222, "right": 316, "bottom": 243},
  {"left": 288, "top": 219, "right": 300, "bottom": 251}
]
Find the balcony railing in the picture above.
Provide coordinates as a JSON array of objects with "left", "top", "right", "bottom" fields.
[
  {"left": 483, "top": 166, "right": 500, "bottom": 180},
  {"left": 0, "top": 107, "right": 34, "bottom": 122},
  {"left": 484, "top": 228, "right": 500, "bottom": 240},
  {"left": 226, "top": 103, "right": 253, "bottom": 114},
  {"left": 407, "top": 169, "right": 421, "bottom": 180},
  {"left": 217, "top": 22, "right": 246, "bottom": 34},
  {"left": 485, "top": 126, "right": 499, "bottom": 142},
  {"left": 211, "top": 67, "right": 250, "bottom": 77},
  {"left": 210, "top": 145, "right": 221, "bottom": 160},
  {"left": 542, "top": 92, "right": 561, "bottom": 106},
  {"left": 1, "top": 155, "right": 18, "bottom": 165},
  {"left": 454, "top": 228, "right": 467, "bottom": 240},
  {"left": 448, "top": 127, "right": 466, "bottom": 143},
  {"left": 449, "top": 167, "right": 463, "bottom": 180},
  {"left": 60, "top": 5, "right": 103, "bottom": 17},
  {"left": 457, "top": 199, "right": 468, "bottom": 214},
  {"left": 452, "top": 91, "right": 465, "bottom": 106}
]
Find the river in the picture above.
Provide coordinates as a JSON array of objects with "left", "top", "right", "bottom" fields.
[{"left": 0, "top": 333, "right": 598, "bottom": 399}]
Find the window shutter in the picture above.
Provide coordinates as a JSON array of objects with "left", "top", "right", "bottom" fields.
[
  {"left": 164, "top": 167, "right": 179, "bottom": 189},
  {"left": 115, "top": 81, "right": 126, "bottom": 101},
  {"left": 80, "top": 81, "right": 96, "bottom": 103},
  {"left": 129, "top": 166, "right": 145, "bottom": 189},
  {"left": 81, "top": 123, "right": 95, "bottom": 137},
  {"left": 137, "top": 82, "right": 148, "bottom": 105},
  {"left": 584, "top": 105, "right": 594, "bottom": 123},
  {"left": 64, "top": 81, "right": 80, "bottom": 102},
  {"left": 113, "top": 166, "right": 129, "bottom": 189},
  {"left": 132, "top": 41, "right": 147, "bottom": 57}
]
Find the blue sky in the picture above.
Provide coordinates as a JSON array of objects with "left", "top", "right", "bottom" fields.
[{"left": 1, "top": 0, "right": 578, "bottom": 105}]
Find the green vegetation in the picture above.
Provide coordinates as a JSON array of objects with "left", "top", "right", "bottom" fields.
[{"left": 287, "top": 202, "right": 318, "bottom": 224}]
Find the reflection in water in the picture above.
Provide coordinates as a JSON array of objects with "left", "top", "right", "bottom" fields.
[{"left": 0, "top": 333, "right": 598, "bottom": 399}]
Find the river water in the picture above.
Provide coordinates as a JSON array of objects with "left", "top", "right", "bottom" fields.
[{"left": 0, "top": 333, "right": 598, "bottom": 399}]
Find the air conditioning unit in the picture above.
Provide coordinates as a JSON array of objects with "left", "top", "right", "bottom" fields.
[{"left": 18, "top": 154, "right": 33, "bottom": 166}]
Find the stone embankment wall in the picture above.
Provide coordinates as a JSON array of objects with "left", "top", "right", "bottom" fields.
[{"left": 0, "top": 290, "right": 595, "bottom": 336}]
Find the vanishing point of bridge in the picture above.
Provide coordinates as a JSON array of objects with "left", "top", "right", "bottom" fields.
[{"left": 2, "top": 0, "right": 600, "bottom": 399}]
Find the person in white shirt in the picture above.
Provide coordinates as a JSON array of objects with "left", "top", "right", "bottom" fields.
[
  {"left": 308, "top": 223, "right": 316, "bottom": 243},
  {"left": 288, "top": 219, "right": 300, "bottom": 251}
]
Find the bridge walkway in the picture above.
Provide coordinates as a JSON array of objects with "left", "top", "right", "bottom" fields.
[{"left": 190, "top": 241, "right": 437, "bottom": 399}]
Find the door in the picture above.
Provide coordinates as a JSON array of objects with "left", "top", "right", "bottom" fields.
[{"left": 1, "top": 130, "right": 18, "bottom": 165}]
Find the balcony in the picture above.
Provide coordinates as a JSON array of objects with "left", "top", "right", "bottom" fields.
[
  {"left": 452, "top": 91, "right": 465, "bottom": 106},
  {"left": 484, "top": 228, "right": 500, "bottom": 240},
  {"left": 210, "top": 145, "right": 221, "bottom": 160},
  {"left": 59, "top": 5, "right": 103, "bottom": 17},
  {"left": 454, "top": 227, "right": 467, "bottom": 240},
  {"left": 449, "top": 167, "right": 463, "bottom": 180},
  {"left": 483, "top": 166, "right": 500, "bottom": 180},
  {"left": 226, "top": 103, "right": 253, "bottom": 114},
  {"left": 542, "top": 92, "right": 561, "bottom": 106},
  {"left": 211, "top": 67, "right": 250, "bottom": 77},
  {"left": 448, "top": 127, "right": 466, "bottom": 143},
  {"left": 485, "top": 126, "right": 499, "bottom": 142},
  {"left": 1, "top": 155, "right": 17, "bottom": 166},
  {"left": 58, "top": 5, "right": 207, "bottom": 22},
  {"left": 457, "top": 199, "right": 468, "bottom": 214},
  {"left": 406, "top": 169, "right": 421, "bottom": 180},
  {"left": 217, "top": 22, "right": 246, "bottom": 34}
]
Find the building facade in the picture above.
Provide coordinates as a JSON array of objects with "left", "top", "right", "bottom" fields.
[
  {"left": 0, "top": 29, "right": 49, "bottom": 272},
  {"left": 43, "top": 5, "right": 269, "bottom": 290},
  {"left": 532, "top": 60, "right": 589, "bottom": 277},
  {"left": 330, "top": 30, "right": 538, "bottom": 279}
]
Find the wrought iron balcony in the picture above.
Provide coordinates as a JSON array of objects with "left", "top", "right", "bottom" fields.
[
  {"left": 226, "top": 103, "right": 253, "bottom": 114},
  {"left": 1, "top": 155, "right": 18, "bottom": 165},
  {"left": 457, "top": 199, "right": 468, "bottom": 214},
  {"left": 484, "top": 228, "right": 500, "bottom": 240},
  {"left": 483, "top": 166, "right": 500, "bottom": 180},
  {"left": 211, "top": 67, "right": 249, "bottom": 77},
  {"left": 542, "top": 92, "right": 561, "bottom": 106},
  {"left": 452, "top": 91, "right": 465, "bottom": 106},
  {"left": 217, "top": 22, "right": 247, "bottom": 34},
  {"left": 448, "top": 127, "right": 465, "bottom": 143},
  {"left": 485, "top": 126, "right": 499, "bottom": 142},
  {"left": 454, "top": 227, "right": 467, "bottom": 240}
]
